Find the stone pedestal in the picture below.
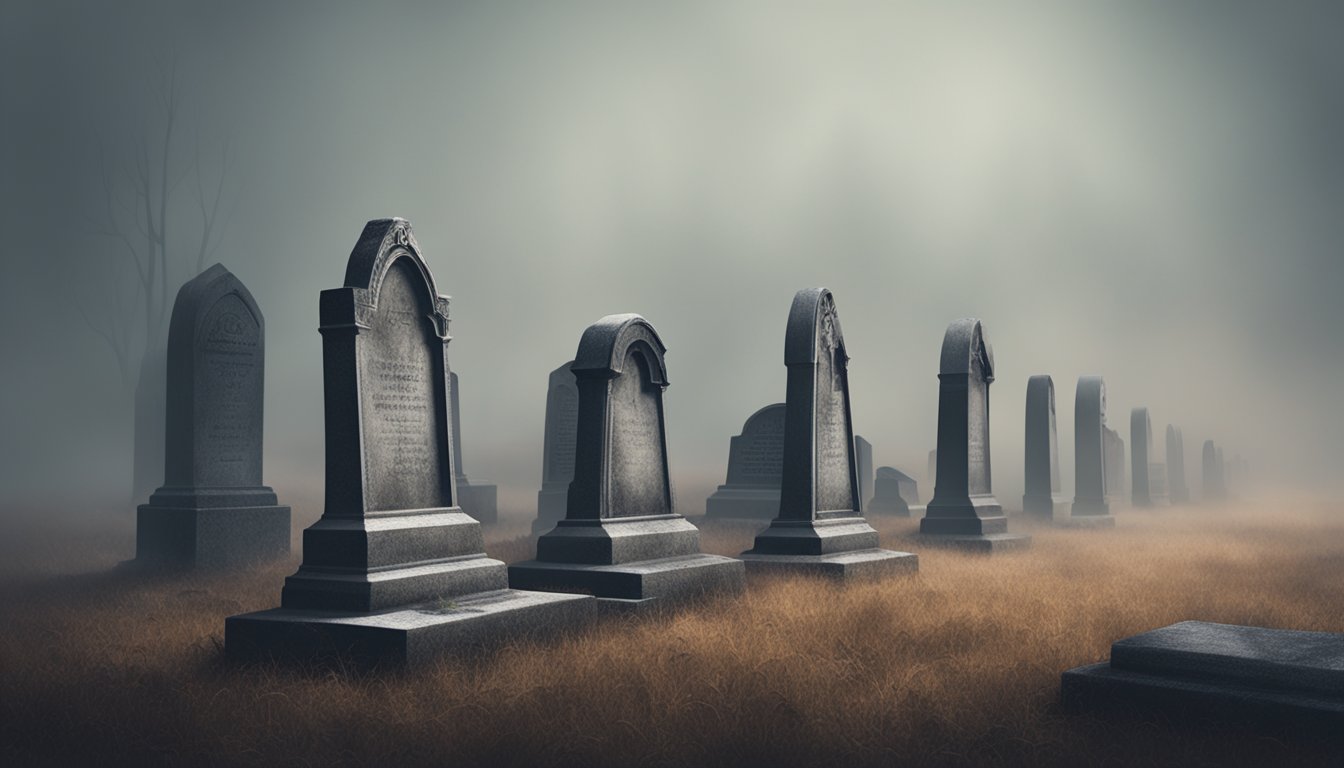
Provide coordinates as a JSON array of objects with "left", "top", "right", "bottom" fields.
[
  {"left": 705, "top": 403, "right": 785, "bottom": 520},
  {"left": 137, "top": 487, "right": 289, "bottom": 569}
]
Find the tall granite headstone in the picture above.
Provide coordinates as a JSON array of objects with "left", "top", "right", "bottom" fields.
[
  {"left": 130, "top": 346, "right": 166, "bottom": 507},
  {"left": 1022, "top": 374, "right": 1065, "bottom": 519},
  {"left": 704, "top": 403, "right": 786, "bottom": 520},
  {"left": 741, "top": 288, "right": 917, "bottom": 578},
  {"left": 1130, "top": 408, "right": 1156, "bottom": 507},
  {"left": 1166, "top": 425, "right": 1189, "bottom": 504},
  {"left": 510, "top": 314, "right": 744, "bottom": 608},
  {"left": 533, "top": 361, "right": 579, "bottom": 535},
  {"left": 919, "top": 318, "right": 1030, "bottom": 551},
  {"left": 855, "top": 435, "right": 874, "bottom": 507},
  {"left": 868, "top": 466, "right": 919, "bottom": 516},
  {"left": 451, "top": 371, "right": 498, "bottom": 524},
  {"left": 132, "top": 265, "right": 290, "bottom": 569},
  {"left": 227, "top": 219, "right": 593, "bottom": 667},
  {"left": 1104, "top": 426, "right": 1126, "bottom": 503},
  {"left": 1066, "top": 376, "right": 1115, "bottom": 526}
]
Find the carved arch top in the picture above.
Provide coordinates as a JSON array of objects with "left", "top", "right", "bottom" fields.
[
  {"left": 742, "top": 402, "right": 786, "bottom": 433},
  {"left": 172, "top": 263, "right": 264, "bottom": 346},
  {"left": 333, "top": 218, "right": 451, "bottom": 338},
  {"left": 938, "top": 317, "right": 994, "bottom": 380},
  {"left": 1026, "top": 374, "right": 1054, "bottom": 412},
  {"left": 1075, "top": 375, "right": 1107, "bottom": 424},
  {"left": 572, "top": 313, "right": 669, "bottom": 384},
  {"left": 784, "top": 287, "right": 848, "bottom": 365}
]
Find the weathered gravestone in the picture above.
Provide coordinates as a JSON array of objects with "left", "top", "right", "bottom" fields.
[
  {"left": 741, "top": 288, "right": 917, "bottom": 578},
  {"left": 130, "top": 346, "right": 166, "bottom": 508},
  {"left": 226, "top": 219, "right": 594, "bottom": 667},
  {"left": 1166, "top": 425, "right": 1189, "bottom": 504},
  {"left": 868, "top": 466, "right": 919, "bottom": 516},
  {"left": 1203, "top": 440, "right": 1226, "bottom": 502},
  {"left": 509, "top": 314, "right": 744, "bottom": 608},
  {"left": 855, "top": 435, "right": 874, "bottom": 507},
  {"left": 1104, "top": 426, "right": 1126, "bottom": 503},
  {"left": 1023, "top": 374, "right": 1065, "bottom": 519},
  {"left": 132, "top": 265, "right": 290, "bottom": 569},
  {"left": 451, "top": 371, "right": 498, "bottom": 524},
  {"left": 533, "top": 361, "right": 578, "bottom": 535},
  {"left": 1130, "top": 408, "right": 1157, "bottom": 507},
  {"left": 919, "top": 318, "right": 1030, "bottom": 552},
  {"left": 704, "top": 403, "right": 786, "bottom": 520},
  {"left": 1066, "top": 376, "right": 1115, "bottom": 527},
  {"left": 1062, "top": 621, "right": 1344, "bottom": 739}
]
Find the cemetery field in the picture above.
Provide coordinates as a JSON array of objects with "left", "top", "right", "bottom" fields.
[{"left": 2, "top": 497, "right": 1342, "bottom": 767}]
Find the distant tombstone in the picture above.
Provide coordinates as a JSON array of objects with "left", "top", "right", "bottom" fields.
[
  {"left": 132, "top": 265, "right": 290, "bottom": 569},
  {"left": 533, "top": 361, "right": 578, "bottom": 535},
  {"left": 1022, "top": 375, "right": 1065, "bottom": 519},
  {"left": 869, "top": 466, "right": 919, "bottom": 516},
  {"left": 704, "top": 403, "right": 785, "bottom": 520},
  {"left": 1148, "top": 463, "right": 1169, "bottom": 503},
  {"left": 1130, "top": 408, "right": 1156, "bottom": 507},
  {"left": 855, "top": 435, "right": 874, "bottom": 507},
  {"left": 1166, "top": 425, "right": 1189, "bottom": 504},
  {"left": 1066, "top": 376, "right": 1114, "bottom": 526},
  {"left": 919, "top": 318, "right": 1029, "bottom": 552},
  {"left": 130, "top": 346, "right": 166, "bottom": 507},
  {"left": 1202, "top": 440, "right": 1224, "bottom": 502},
  {"left": 1104, "top": 427, "right": 1126, "bottom": 502},
  {"left": 451, "top": 371, "right": 498, "bottom": 524},
  {"left": 510, "top": 314, "right": 744, "bottom": 607},
  {"left": 741, "top": 288, "right": 917, "bottom": 578},
  {"left": 227, "top": 218, "right": 593, "bottom": 667}
]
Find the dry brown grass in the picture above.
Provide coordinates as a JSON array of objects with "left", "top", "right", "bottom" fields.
[{"left": 2, "top": 497, "right": 1342, "bottom": 767}]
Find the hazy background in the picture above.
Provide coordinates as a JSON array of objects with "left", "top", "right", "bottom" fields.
[{"left": 2, "top": 1, "right": 1342, "bottom": 523}]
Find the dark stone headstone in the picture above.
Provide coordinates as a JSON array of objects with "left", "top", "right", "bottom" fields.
[
  {"left": 450, "top": 371, "right": 498, "bottom": 524},
  {"left": 1062, "top": 621, "right": 1344, "bottom": 739},
  {"left": 1130, "top": 408, "right": 1157, "bottom": 507},
  {"left": 855, "top": 435, "right": 874, "bottom": 507},
  {"left": 533, "top": 361, "right": 578, "bottom": 535},
  {"left": 919, "top": 318, "right": 1029, "bottom": 552},
  {"left": 741, "top": 288, "right": 918, "bottom": 579},
  {"left": 130, "top": 346, "right": 166, "bottom": 507},
  {"left": 1065, "top": 376, "right": 1114, "bottom": 527},
  {"left": 1202, "top": 439, "right": 1225, "bottom": 502},
  {"left": 868, "top": 466, "right": 918, "bottom": 516},
  {"left": 1022, "top": 374, "right": 1065, "bottom": 520},
  {"left": 227, "top": 219, "right": 593, "bottom": 667},
  {"left": 1104, "top": 426, "right": 1126, "bottom": 503},
  {"left": 132, "top": 265, "right": 290, "bottom": 569},
  {"left": 510, "top": 314, "right": 744, "bottom": 609},
  {"left": 704, "top": 403, "right": 785, "bottom": 520},
  {"left": 1166, "top": 425, "right": 1189, "bottom": 504}
]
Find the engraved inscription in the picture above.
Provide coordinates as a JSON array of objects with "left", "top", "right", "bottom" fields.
[
  {"left": 967, "top": 378, "right": 990, "bottom": 495},
  {"left": 728, "top": 406, "right": 784, "bottom": 485},
  {"left": 546, "top": 385, "right": 579, "bottom": 482},
  {"left": 195, "top": 294, "right": 262, "bottom": 486},
  {"left": 813, "top": 319, "right": 855, "bottom": 513},
  {"left": 607, "top": 348, "right": 671, "bottom": 518}
]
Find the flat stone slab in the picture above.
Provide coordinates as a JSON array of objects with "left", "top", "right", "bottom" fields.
[
  {"left": 1062, "top": 621, "right": 1344, "bottom": 738},
  {"left": 1054, "top": 514, "right": 1116, "bottom": 529},
  {"left": 225, "top": 588, "right": 595, "bottom": 668},
  {"left": 915, "top": 532, "right": 1032, "bottom": 553},
  {"left": 508, "top": 553, "right": 745, "bottom": 607},
  {"left": 741, "top": 548, "right": 918, "bottom": 581}
]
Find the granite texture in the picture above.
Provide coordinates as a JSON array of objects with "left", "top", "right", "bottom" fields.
[{"left": 533, "top": 361, "right": 578, "bottom": 534}]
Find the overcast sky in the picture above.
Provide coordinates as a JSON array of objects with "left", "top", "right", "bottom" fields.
[{"left": 3, "top": 1, "right": 1342, "bottom": 520}]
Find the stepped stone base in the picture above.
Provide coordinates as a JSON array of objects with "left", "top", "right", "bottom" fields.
[
  {"left": 741, "top": 548, "right": 918, "bottom": 581},
  {"left": 133, "top": 501, "right": 290, "bottom": 570},
  {"left": 704, "top": 486, "right": 780, "bottom": 520},
  {"left": 508, "top": 553, "right": 745, "bottom": 610},
  {"left": 915, "top": 532, "right": 1033, "bottom": 553}
]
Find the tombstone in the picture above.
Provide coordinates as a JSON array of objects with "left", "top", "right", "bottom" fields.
[
  {"left": 1022, "top": 375, "right": 1065, "bottom": 520},
  {"left": 868, "top": 466, "right": 919, "bottom": 516},
  {"left": 855, "top": 435, "right": 874, "bottom": 506},
  {"left": 533, "top": 361, "right": 578, "bottom": 535},
  {"left": 741, "top": 288, "right": 917, "bottom": 578},
  {"left": 1202, "top": 440, "right": 1224, "bottom": 502},
  {"left": 130, "top": 346, "right": 166, "bottom": 508},
  {"left": 704, "top": 403, "right": 785, "bottom": 520},
  {"left": 227, "top": 219, "right": 594, "bottom": 667},
  {"left": 451, "top": 371, "right": 498, "bottom": 524},
  {"left": 1104, "top": 427, "right": 1126, "bottom": 503},
  {"left": 1148, "top": 462, "right": 1169, "bottom": 504},
  {"left": 131, "top": 265, "right": 290, "bottom": 569},
  {"left": 1066, "top": 376, "right": 1115, "bottom": 527},
  {"left": 510, "top": 314, "right": 744, "bottom": 608},
  {"left": 919, "top": 318, "right": 1030, "bottom": 551},
  {"left": 1130, "top": 408, "right": 1156, "bottom": 507},
  {"left": 1062, "top": 621, "right": 1344, "bottom": 739},
  {"left": 1166, "top": 425, "right": 1189, "bottom": 504}
]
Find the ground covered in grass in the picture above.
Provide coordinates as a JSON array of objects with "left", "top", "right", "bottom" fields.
[{"left": 2, "top": 497, "right": 1341, "bottom": 767}]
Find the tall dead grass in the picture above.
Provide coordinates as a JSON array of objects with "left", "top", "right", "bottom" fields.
[{"left": 1, "top": 498, "right": 1341, "bottom": 767}]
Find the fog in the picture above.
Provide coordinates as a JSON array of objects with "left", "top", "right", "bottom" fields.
[{"left": 3, "top": 1, "right": 1342, "bottom": 521}]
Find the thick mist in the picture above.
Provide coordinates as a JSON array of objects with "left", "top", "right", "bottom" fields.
[{"left": 2, "top": 1, "right": 1342, "bottom": 520}]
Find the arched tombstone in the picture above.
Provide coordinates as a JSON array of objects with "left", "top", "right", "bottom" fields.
[
  {"left": 1131, "top": 408, "right": 1158, "bottom": 507},
  {"left": 919, "top": 318, "right": 1030, "bottom": 551},
  {"left": 1022, "top": 375, "right": 1065, "bottom": 520},
  {"left": 451, "top": 371, "right": 498, "bottom": 524},
  {"left": 510, "top": 314, "right": 744, "bottom": 608},
  {"left": 1066, "top": 376, "right": 1116, "bottom": 526},
  {"left": 132, "top": 264, "right": 290, "bottom": 568},
  {"left": 1166, "top": 425, "right": 1189, "bottom": 504},
  {"left": 533, "top": 361, "right": 578, "bottom": 535},
  {"left": 741, "top": 288, "right": 917, "bottom": 578},
  {"left": 705, "top": 403, "right": 786, "bottom": 520},
  {"left": 227, "top": 219, "right": 593, "bottom": 667}
]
